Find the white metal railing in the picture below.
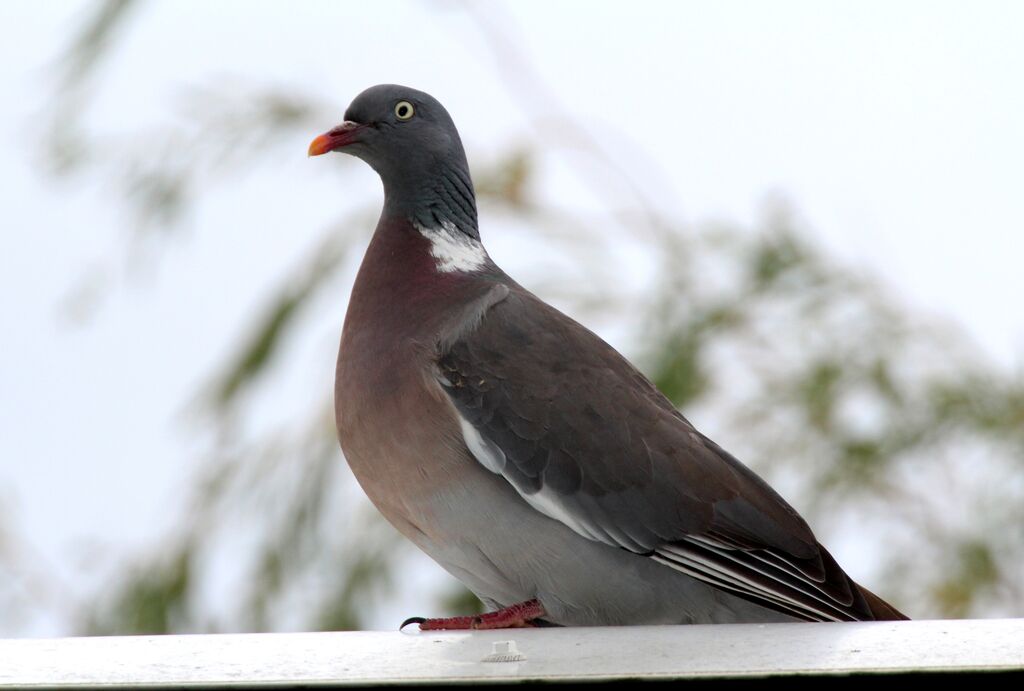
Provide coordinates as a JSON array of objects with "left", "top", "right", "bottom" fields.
[{"left": 1, "top": 619, "right": 1022, "bottom": 687}]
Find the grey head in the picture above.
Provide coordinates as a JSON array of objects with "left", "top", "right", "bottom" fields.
[{"left": 309, "top": 84, "right": 479, "bottom": 239}]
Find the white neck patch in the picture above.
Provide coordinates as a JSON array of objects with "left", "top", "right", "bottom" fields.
[{"left": 414, "top": 220, "right": 488, "bottom": 273}]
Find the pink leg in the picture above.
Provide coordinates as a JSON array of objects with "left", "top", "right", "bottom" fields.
[{"left": 401, "top": 599, "right": 547, "bottom": 631}]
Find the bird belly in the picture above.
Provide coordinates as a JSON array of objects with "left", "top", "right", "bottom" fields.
[{"left": 394, "top": 465, "right": 795, "bottom": 626}]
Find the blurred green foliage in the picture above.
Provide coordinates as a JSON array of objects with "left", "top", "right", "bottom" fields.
[{"left": 11, "top": 0, "right": 1021, "bottom": 633}]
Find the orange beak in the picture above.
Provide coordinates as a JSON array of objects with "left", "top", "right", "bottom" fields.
[{"left": 308, "top": 121, "right": 365, "bottom": 156}]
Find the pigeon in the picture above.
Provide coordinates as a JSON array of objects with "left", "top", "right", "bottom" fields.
[{"left": 308, "top": 84, "right": 907, "bottom": 629}]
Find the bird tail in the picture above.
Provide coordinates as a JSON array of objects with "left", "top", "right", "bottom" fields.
[{"left": 857, "top": 583, "right": 909, "bottom": 620}]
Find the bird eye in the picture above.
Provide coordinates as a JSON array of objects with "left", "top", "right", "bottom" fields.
[{"left": 394, "top": 101, "right": 415, "bottom": 121}]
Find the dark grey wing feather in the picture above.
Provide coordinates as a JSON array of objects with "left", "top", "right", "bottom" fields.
[{"left": 438, "top": 285, "right": 876, "bottom": 621}]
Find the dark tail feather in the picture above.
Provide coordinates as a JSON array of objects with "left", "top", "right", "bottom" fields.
[{"left": 857, "top": 583, "right": 909, "bottom": 620}]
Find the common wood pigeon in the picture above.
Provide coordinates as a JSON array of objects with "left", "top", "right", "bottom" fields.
[{"left": 309, "top": 84, "right": 907, "bottom": 629}]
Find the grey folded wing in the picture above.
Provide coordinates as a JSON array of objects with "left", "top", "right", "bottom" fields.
[{"left": 435, "top": 284, "right": 875, "bottom": 622}]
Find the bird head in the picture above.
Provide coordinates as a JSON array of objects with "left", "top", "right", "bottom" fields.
[
  {"left": 309, "top": 84, "right": 478, "bottom": 236},
  {"left": 308, "top": 84, "right": 468, "bottom": 188}
]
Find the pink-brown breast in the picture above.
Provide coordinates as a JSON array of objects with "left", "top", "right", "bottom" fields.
[{"left": 333, "top": 220, "right": 496, "bottom": 545}]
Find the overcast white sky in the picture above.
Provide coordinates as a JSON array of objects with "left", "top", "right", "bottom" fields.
[{"left": 1, "top": 0, "right": 1023, "bottom": 635}]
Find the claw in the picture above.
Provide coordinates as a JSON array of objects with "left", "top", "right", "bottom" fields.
[{"left": 398, "top": 599, "right": 547, "bottom": 631}]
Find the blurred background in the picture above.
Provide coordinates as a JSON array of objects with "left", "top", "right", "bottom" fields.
[{"left": 1, "top": 0, "right": 1023, "bottom": 636}]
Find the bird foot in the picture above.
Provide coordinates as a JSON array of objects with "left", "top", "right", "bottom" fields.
[{"left": 401, "top": 598, "right": 546, "bottom": 631}]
